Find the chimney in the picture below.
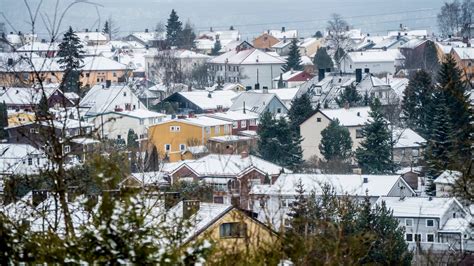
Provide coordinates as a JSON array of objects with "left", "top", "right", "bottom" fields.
[
  {"left": 344, "top": 101, "right": 350, "bottom": 109},
  {"left": 363, "top": 177, "right": 368, "bottom": 183},
  {"left": 241, "top": 150, "right": 249, "bottom": 159},
  {"left": 188, "top": 84, "right": 192, "bottom": 92},
  {"left": 254, "top": 83, "right": 260, "bottom": 90},
  {"left": 243, "top": 101, "right": 246, "bottom": 114},
  {"left": 7, "top": 58, "right": 13, "bottom": 66},
  {"left": 428, "top": 196, "right": 432, "bottom": 201},
  {"left": 281, "top": 26, "right": 286, "bottom": 32},
  {"left": 262, "top": 86, "right": 268, "bottom": 93},
  {"left": 188, "top": 112, "right": 195, "bottom": 118},
  {"left": 145, "top": 28, "right": 149, "bottom": 33},
  {"left": 95, "top": 29, "right": 98, "bottom": 32},
  {"left": 41, "top": 39, "right": 46, "bottom": 43},
  {"left": 106, "top": 80, "right": 111, "bottom": 88},
  {"left": 357, "top": 112, "right": 360, "bottom": 117},
  {"left": 85, "top": 28, "right": 89, "bottom": 32},
  {"left": 208, "top": 91, "right": 212, "bottom": 98},
  {"left": 183, "top": 200, "right": 200, "bottom": 219},
  {"left": 210, "top": 27, "right": 213, "bottom": 32},
  {"left": 318, "top": 68, "right": 325, "bottom": 81}
]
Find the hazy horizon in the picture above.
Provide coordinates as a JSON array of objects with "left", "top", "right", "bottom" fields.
[{"left": 2, "top": 0, "right": 445, "bottom": 40}]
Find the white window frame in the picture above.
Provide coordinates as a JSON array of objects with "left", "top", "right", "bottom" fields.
[
  {"left": 179, "top": 144, "right": 186, "bottom": 151},
  {"left": 232, "top": 121, "right": 238, "bottom": 129},
  {"left": 406, "top": 233, "right": 413, "bottom": 242},
  {"left": 164, "top": 144, "right": 171, "bottom": 152},
  {"left": 426, "top": 219, "right": 435, "bottom": 227},
  {"left": 170, "top": 126, "right": 181, "bottom": 132},
  {"left": 63, "top": 145, "right": 71, "bottom": 154},
  {"left": 241, "top": 120, "right": 247, "bottom": 128},
  {"left": 405, "top": 219, "right": 413, "bottom": 227}
]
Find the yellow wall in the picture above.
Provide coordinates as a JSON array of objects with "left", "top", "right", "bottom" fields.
[
  {"left": 194, "top": 209, "right": 278, "bottom": 255},
  {"left": 0, "top": 69, "right": 130, "bottom": 87},
  {"left": 148, "top": 120, "right": 230, "bottom": 162},
  {"left": 451, "top": 51, "right": 474, "bottom": 80},
  {"left": 8, "top": 112, "right": 36, "bottom": 126}
]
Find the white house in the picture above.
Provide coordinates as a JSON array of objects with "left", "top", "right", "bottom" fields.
[
  {"left": 208, "top": 43, "right": 285, "bottom": 89},
  {"left": 341, "top": 50, "right": 405, "bottom": 75},
  {"left": 0, "top": 143, "right": 50, "bottom": 176},
  {"left": 376, "top": 196, "right": 473, "bottom": 252},
  {"left": 229, "top": 91, "right": 289, "bottom": 116},
  {"left": 299, "top": 106, "right": 371, "bottom": 160},
  {"left": 434, "top": 170, "right": 462, "bottom": 197},
  {"left": 93, "top": 109, "right": 167, "bottom": 143},
  {"left": 250, "top": 173, "right": 415, "bottom": 229}
]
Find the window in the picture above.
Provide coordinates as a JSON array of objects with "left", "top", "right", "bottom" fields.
[
  {"left": 406, "top": 233, "right": 413, "bottom": 242},
  {"left": 179, "top": 144, "right": 186, "bottom": 151},
  {"left": 214, "top": 196, "right": 224, "bottom": 204},
  {"left": 405, "top": 219, "right": 413, "bottom": 227},
  {"left": 148, "top": 118, "right": 154, "bottom": 124},
  {"left": 215, "top": 126, "right": 220, "bottom": 134},
  {"left": 316, "top": 117, "right": 322, "bottom": 122},
  {"left": 123, "top": 92, "right": 127, "bottom": 97},
  {"left": 113, "top": 72, "right": 117, "bottom": 77},
  {"left": 427, "top": 234, "right": 435, "bottom": 242},
  {"left": 277, "top": 108, "right": 282, "bottom": 114},
  {"left": 205, "top": 127, "right": 211, "bottom": 135},
  {"left": 356, "top": 129, "right": 364, "bottom": 138},
  {"left": 241, "top": 120, "right": 247, "bottom": 128},
  {"left": 170, "top": 126, "right": 181, "bottom": 132},
  {"left": 453, "top": 212, "right": 456, "bottom": 218},
  {"left": 232, "top": 121, "right": 238, "bottom": 129},
  {"left": 117, "top": 135, "right": 122, "bottom": 139},
  {"left": 164, "top": 144, "right": 171, "bottom": 152},
  {"left": 414, "top": 234, "right": 422, "bottom": 242},
  {"left": 139, "top": 119, "right": 144, "bottom": 125},
  {"left": 412, "top": 149, "right": 419, "bottom": 157},
  {"left": 219, "top": 222, "right": 247, "bottom": 238},
  {"left": 426, "top": 219, "right": 434, "bottom": 227},
  {"left": 27, "top": 158, "right": 33, "bottom": 165},
  {"left": 63, "top": 145, "right": 71, "bottom": 154},
  {"left": 224, "top": 125, "right": 230, "bottom": 134},
  {"left": 250, "top": 119, "right": 256, "bottom": 126}
]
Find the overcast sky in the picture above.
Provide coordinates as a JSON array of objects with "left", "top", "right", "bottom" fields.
[{"left": 1, "top": 0, "right": 445, "bottom": 40}]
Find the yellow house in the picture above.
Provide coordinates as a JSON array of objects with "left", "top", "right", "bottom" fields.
[
  {"left": 176, "top": 201, "right": 279, "bottom": 258},
  {"left": 148, "top": 116, "right": 232, "bottom": 162},
  {"left": 8, "top": 112, "right": 36, "bottom": 127}
]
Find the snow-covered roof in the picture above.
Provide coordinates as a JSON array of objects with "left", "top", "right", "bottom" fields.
[
  {"left": 0, "top": 144, "right": 46, "bottom": 175},
  {"left": 440, "top": 218, "right": 472, "bottom": 233},
  {"left": 319, "top": 107, "right": 371, "bottom": 127},
  {"left": 387, "top": 30, "right": 428, "bottom": 38},
  {"left": 82, "top": 56, "right": 129, "bottom": 71},
  {"left": 268, "top": 29, "right": 298, "bottom": 39},
  {"left": 16, "top": 41, "right": 60, "bottom": 52},
  {"left": 210, "top": 48, "right": 284, "bottom": 65},
  {"left": 434, "top": 170, "right": 462, "bottom": 185},
  {"left": 205, "top": 110, "right": 259, "bottom": 121},
  {"left": 400, "top": 39, "right": 427, "bottom": 49},
  {"left": 393, "top": 128, "right": 426, "bottom": 148},
  {"left": 75, "top": 31, "right": 108, "bottom": 43},
  {"left": 130, "top": 171, "right": 169, "bottom": 186},
  {"left": 272, "top": 40, "right": 292, "bottom": 49},
  {"left": 300, "top": 55, "right": 313, "bottom": 66},
  {"left": 209, "top": 135, "right": 252, "bottom": 142},
  {"left": 229, "top": 92, "right": 286, "bottom": 114},
  {"left": 376, "top": 196, "right": 465, "bottom": 218},
  {"left": 259, "top": 88, "right": 299, "bottom": 103},
  {"left": 129, "top": 31, "right": 166, "bottom": 42},
  {"left": 452, "top": 47, "right": 474, "bottom": 60},
  {"left": 155, "top": 116, "right": 232, "bottom": 128},
  {"left": 147, "top": 49, "right": 211, "bottom": 59},
  {"left": 347, "top": 50, "right": 405, "bottom": 63},
  {"left": 0, "top": 87, "right": 62, "bottom": 106},
  {"left": 252, "top": 173, "right": 410, "bottom": 197},
  {"left": 272, "top": 70, "right": 313, "bottom": 82},
  {"left": 112, "top": 109, "right": 166, "bottom": 119},
  {"left": 171, "top": 154, "right": 289, "bottom": 177},
  {"left": 389, "top": 77, "right": 409, "bottom": 99},
  {"left": 175, "top": 90, "right": 238, "bottom": 110},
  {"left": 198, "top": 30, "right": 240, "bottom": 42}
]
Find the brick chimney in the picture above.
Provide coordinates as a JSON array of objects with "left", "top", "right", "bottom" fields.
[{"left": 241, "top": 150, "right": 249, "bottom": 159}]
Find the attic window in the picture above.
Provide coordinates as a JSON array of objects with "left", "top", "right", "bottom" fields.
[
  {"left": 316, "top": 117, "right": 322, "bottom": 122},
  {"left": 220, "top": 222, "right": 247, "bottom": 238},
  {"left": 123, "top": 92, "right": 127, "bottom": 97}
]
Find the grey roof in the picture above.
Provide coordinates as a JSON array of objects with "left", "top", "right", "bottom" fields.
[{"left": 229, "top": 91, "right": 286, "bottom": 114}]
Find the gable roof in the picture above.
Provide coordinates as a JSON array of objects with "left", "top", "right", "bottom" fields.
[
  {"left": 0, "top": 87, "right": 66, "bottom": 106},
  {"left": 347, "top": 50, "right": 405, "bottom": 63},
  {"left": 252, "top": 173, "right": 413, "bottom": 197},
  {"left": 205, "top": 111, "right": 259, "bottom": 121},
  {"left": 229, "top": 91, "right": 288, "bottom": 114},
  {"left": 434, "top": 170, "right": 462, "bottom": 185},
  {"left": 210, "top": 48, "right": 284, "bottom": 65},
  {"left": 376, "top": 196, "right": 467, "bottom": 218},
  {"left": 452, "top": 47, "right": 474, "bottom": 60},
  {"left": 393, "top": 128, "right": 426, "bottom": 148},
  {"left": 273, "top": 70, "right": 314, "bottom": 82},
  {"left": 170, "top": 90, "right": 238, "bottom": 111},
  {"left": 318, "top": 107, "right": 371, "bottom": 127},
  {"left": 268, "top": 29, "right": 298, "bottom": 39},
  {"left": 0, "top": 143, "right": 46, "bottom": 174},
  {"left": 153, "top": 116, "right": 232, "bottom": 128}
]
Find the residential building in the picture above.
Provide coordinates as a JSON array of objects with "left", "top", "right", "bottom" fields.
[
  {"left": 80, "top": 84, "right": 147, "bottom": 118},
  {"left": 267, "top": 27, "right": 298, "bottom": 40},
  {"left": 163, "top": 153, "right": 289, "bottom": 209},
  {"left": 451, "top": 47, "right": 474, "bottom": 80},
  {"left": 147, "top": 116, "right": 233, "bottom": 162},
  {"left": 376, "top": 196, "right": 473, "bottom": 252},
  {"left": 75, "top": 30, "right": 109, "bottom": 46},
  {"left": 0, "top": 143, "right": 50, "bottom": 176},
  {"left": 341, "top": 50, "right": 405, "bottom": 75},
  {"left": 92, "top": 109, "right": 167, "bottom": 144},
  {"left": 229, "top": 91, "right": 289, "bottom": 116},
  {"left": 123, "top": 30, "right": 166, "bottom": 48},
  {"left": 16, "top": 41, "right": 59, "bottom": 57},
  {"left": 298, "top": 37, "right": 323, "bottom": 57},
  {"left": 257, "top": 88, "right": 300, "bottom": 109},
  {"left": 250, "top": 173, "right": 415, "bottom": 229},
  {"left": 196, "top": 28, "right": 241, "bottom": 53},
  {"left": 253, "top": 33, "right": 280, "bottom": 50},
  {"left": 160, "top": 90, "right": 238, "bottom": 114},
  {"left": 434, "top": 170, "right": 462, "bottom": 197},
  {"left": 205, "top": 111, "right": 259, "bottom": 134},
  {"left": 271, "top": 39, "right": 292, "bottom": 56},
  {"left": 273, "top": 70, "right": 314, "bottom": 88},
  {"left": 207, "top": 135, "right": 257, "bottom": 155},
  {"left": 392, "top": 128, "right": 426, "bottom": 167},
  {"left": 208, "top": 43, "right": 285, "bottom": 89},
  {"left": 0, "top": 86, "right": 74, "bottom": 111},
  {"left": 299, "top": 106, "right": 370, "bottom": 160}
]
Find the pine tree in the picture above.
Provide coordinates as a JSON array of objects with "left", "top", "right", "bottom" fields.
[
  {"left": 102, "top": 21, "right": 110, "bottom": 38},
  {"left": 319, "top": 119, "right": 352, "bottom": 161},
  {"left": 314, "top": 31, "right": 323, "bottom": 39},
  {"left": 0, "top": 102, "right": 8, "bottom": 140},
  {"left": 210, "top": 39, "right": 221, "bottom": 55},
  {"left": 355, "top": 99, "right": 394, "bottom": 174},
  {"left": 287, "top": 179, "right": 309, "bottom": 235},
  {"left": 277, "top": 74, "right": 284, "bottom": 88},
  {"left": 401, "top": 70, "right": 434, "bottom": 137},
  {"left": 313, "top": 47, "right": 333, "bottom": 71},
  {"left": 178, "top": 21, "right": 196, "bottom": 49},
  {"left": 127, "top": 129, "right": 138, "bottom": 149},
  {"left": 57, "top": 26, "right": 84, "bottom": 94},
  {"left": 288, "top": 92, "right": 314, "bottom": 132},
  {"left": 334, "top": 47, "right": 346, "bottom": 67},
  {"left": 282, "top": 39, "right": 302, "bottom": 72},
  {"left": 166, "top": 9, "right": 183, "bottom": 47},
  {"left": 422, "top": 40, "right": 440, "bottom": 75},
  {"left": 36, "top": 94, "right": 50, "bottom": 120},
  {"left": 335, "top": 84, "right": 363, "bottom": 107}
]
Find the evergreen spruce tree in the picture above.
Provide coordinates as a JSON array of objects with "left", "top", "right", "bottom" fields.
[
  {"left": 355, "top": 99, "right": 394, "bottom": 174},
  {"left": 401, "top": 70, "right": 434, "bottom": 137},
  {"left": 210, "top": 39, "right": 221, "bottom": 55},
  {"left": 37, "top": 94, "right": 50, "bottom": 120},
  {"left": 314, "top": 31, "right": 323, "bottom": 39},
  {"left": 319, "top": 119, "right": 352, "bottom": 161},
  {"left": 178, "top": 21, "right": 196, "bottom": 49},
  {"left": 57, "top": 26, "right": 84, "bottom": 94},
  {"left": 334, "top": 47, "right": 346, "bottom": 67},
  {"left": 102, "top": 21, "right": 110, "bottom": 39},
  {"left": 127, "top": 129, "right": 139, "bottom": 149},
  {"left": 422, "top": 40, "right": 440, "bottom": 74},
  {"left": 166, "top": 9, "right": 183, "bottom": 47},
  {"left": 286, "top": 179, "right": 309, "bottom": 235},
  {"left": 282, "top": 39, "right": 303, "bottom": 72},
  {"left": 313, "top": 47, "right": 333, "bottom": 71},
  {"left": 277, "top": 74, "right": 284, "bottom": 88},
  {"left": 335, "top": 84, "right": 363, "bottom": 107},
  {"left": 288, "top": 93, "right": 314, "bottom": 132},
  {"left": 0, "top": 102, "right": 8, "bottom": 140}
]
